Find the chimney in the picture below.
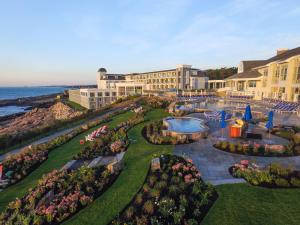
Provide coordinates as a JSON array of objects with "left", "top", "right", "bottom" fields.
[{"left": 277, "top": 48, "right": 289, "bottom": 56}]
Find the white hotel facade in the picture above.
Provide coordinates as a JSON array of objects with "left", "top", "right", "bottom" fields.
[{"left": 69, "top": 65, "right": 209, "bottom": 109}]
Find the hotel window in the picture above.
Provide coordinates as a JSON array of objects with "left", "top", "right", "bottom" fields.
[
  {"left": 297, "top": 63, "right": 300, "bottom": 80},
  {"left": 112, "top": 92, "right": 116, "bottom": 96},
  {"left": 280, "top": 65, "right": 288, "bottom": 80},
  {"left": 275, "top": 67, "right": 280, "bottom": 78},
  {"left": 105, "top": 92, "right": 110, "bottom": 97},
  {"left": 98, "top": 92, "right": 102, "bottom": 97},
  {"left": 279, "top": 87, "right": 285, "bottom": 93},
  {"left": 263, "top": 69, "right": 268, "bottom": 76},
  {"left": 90, "top": 93, "right": 95, "bottom": 97}
]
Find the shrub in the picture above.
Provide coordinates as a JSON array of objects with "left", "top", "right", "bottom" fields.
[
  {"left": 171, "top": 176, "right": 180, "bottom": 184},
  {"left": 124, "top": 206, "right": 135, "bottom": 220},
  {"left": 158, "top": 197, "right": 176, "bottom": 218},
  {"left": 220, "top": 141, "right": 229, "bottom": 150},
  {"left": 291, "top": 178, "right": 300, "bottom": 187},
  {"left": 142, "top": 184, "right": 150, "bottom": 193},
  {"left": 149, "top": 188, "right": 160, "bottom": 199},
  {"left": 274, "top": 178, "right": 290, "bottom": 187},
  {"left": 154, "top": 181, "right": 167, "bottom": 191},
  {"left": 161, "top": 173, "right": 169, "bottom": 181},
  {"left": 148, "top": 175, "right": 157, "bottom": 187},
  {"left": 168, "top": 185, "right": 180, "bottom": 197},
  {"left": 142, "top": 200, "right": 154, "bottom": 215},
  {"left": 134, "top": 193, "right": 144, "bottom": 206},
  {"left": 229, "top": 143, "right": 236, "bottom": 152}
]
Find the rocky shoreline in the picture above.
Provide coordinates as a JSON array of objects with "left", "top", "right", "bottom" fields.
[
  {"left": 0, "top": 92, "right": 66, "bottom": 122},
  {"left": 0, "top": 92, "right": 64, "bottom": 108}
]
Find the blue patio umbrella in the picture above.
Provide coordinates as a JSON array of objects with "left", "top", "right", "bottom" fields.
[
  {"left": 220, "top": 110, "right": 227, "bottom": 139},
  {"left": 265, "top": 111, "right": 274, "bottom": 141},
  {"left": 244, "top": 105, "right": 252, "bottom": 122},
  {"left": 265, "top": 111, "right": 274, "bottom": 130},
  {"left": 220, "top": 110, "right": 227, "bottom": 129}
]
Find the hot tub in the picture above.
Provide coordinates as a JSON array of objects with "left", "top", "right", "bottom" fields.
[{"left": 162, "top": 117, "right": 209, "bottom": 141}]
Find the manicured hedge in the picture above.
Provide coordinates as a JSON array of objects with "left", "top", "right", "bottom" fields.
[{"left": 111, "top": 154, "right": 217, "bottom": 225}]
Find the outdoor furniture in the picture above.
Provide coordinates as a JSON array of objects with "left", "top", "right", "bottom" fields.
[
  {"left": 229, "top": 125, "right": 242, "bottom": 138},
  {"left": 245, "top": 132, "right": 262, "bottom": 139},
  {"left": 229, "top": 119, "right": 244, "bottom": 138}
]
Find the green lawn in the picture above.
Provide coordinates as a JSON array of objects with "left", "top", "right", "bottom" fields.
[
  {"left": 64, "top": 100, "right": 87, "bottom": 111},
  {"left": 202, "top": 183, "right": 300, "bottom": 225},
  {"left": 0, "top": 110, "right": 135, "bottom": 212},
  {"left": 62, "top": 109, "right": 173, "bottom": 225}
]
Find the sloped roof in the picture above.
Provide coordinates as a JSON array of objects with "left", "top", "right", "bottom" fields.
[
  {"left": 226, "top": 70, "right": 262, "bottom": 80},
  {"left": 265, "top": 46, "right": 300, "bottom": 63},
  {"left": 241, "top": 60, "right": 267, "bottom": 71}
]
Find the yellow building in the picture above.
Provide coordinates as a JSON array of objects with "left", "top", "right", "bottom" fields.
[{"left": 226, "top": 47, "right": 300, "bottom": 102}]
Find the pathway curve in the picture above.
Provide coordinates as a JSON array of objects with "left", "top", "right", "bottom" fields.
[
  {"left": 174, "top": 138, "right": 300, "bottom": 185},
  {"left": 0, "top": 107, "right": 123, "bottom": 162}
]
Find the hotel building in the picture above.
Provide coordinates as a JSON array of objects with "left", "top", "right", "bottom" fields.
[
  {"left": 223, "top": 47, "right": 300, "bottom": 102},
  {"left": 69, "top": 65, "right": 208, "bottom": 109}
]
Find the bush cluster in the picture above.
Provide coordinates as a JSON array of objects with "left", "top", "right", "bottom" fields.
[
  {"left": 143, "top": 121, "right": 190, "bottom": 145},
  {"left": 111, "top": 155, "right": 217, "bottom": 225},
  {"left": 0, "top": 165, "right": 117, "bottom": 225},
  {"left": 74, "top": 113, "right": 144, "bottom": 160},
  {"left": 214, "top": 141, "right": 299, "bottom": 157},
  {"left": 231, "top": 160, "right": 300, "bottom": 188}
]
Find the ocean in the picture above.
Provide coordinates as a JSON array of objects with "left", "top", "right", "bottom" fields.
[
  {"left": 0, "top": 86, "right": 67, "bottom": 117},
  {"left": 0, "top": 86, "right": 67, "bottom": 100}
]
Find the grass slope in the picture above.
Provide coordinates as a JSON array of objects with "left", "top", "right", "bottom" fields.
[
  {"left": 202, "top": 183, "right": 300, "bottom": 225},
  {"left": 0, "top": 111, "right": 134, "bottom": 212},
  {"left": 62, "top": 109, "right": 173, "bottom": 225}
]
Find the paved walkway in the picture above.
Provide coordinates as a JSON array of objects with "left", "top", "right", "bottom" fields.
[
  {"left": 174, "top": 138, "right": 300, "bottom": 185},
  {"left": 0, "top": 108, "right": 122, "bottom": 162}
]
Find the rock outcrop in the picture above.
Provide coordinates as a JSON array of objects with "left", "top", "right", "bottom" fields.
[{"left": 0, "top": 102, "right": 83, "bottom": 136}]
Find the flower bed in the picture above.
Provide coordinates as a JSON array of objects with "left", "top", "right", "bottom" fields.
[
  {"left": 142, "top": 120, "right": 191, "bottom": 145},
  {"left": 0, "top": 165, "right": 117, "bottom": 224},
  {"left": 111, "top": 155, "right": 217, "bottom": 225},
  {"left": 73, "top": 113, "right": 145, "bottom": 160},
  {"left": 214, "top": 141, "right": 300, "bottom": 157},
  {"left": 1, "top": 109, "right": 128, "bottom": 187},
  {"left": 230, "top": 160, "right": 300, "bottom": 188}
]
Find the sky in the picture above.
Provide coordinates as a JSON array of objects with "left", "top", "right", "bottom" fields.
[{"left": 0, "top": 0, "right": 300, "bottom": 86}]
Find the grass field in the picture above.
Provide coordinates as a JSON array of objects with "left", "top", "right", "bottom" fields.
[
  {"left": 0, "top": 110, "right": 135, "bottom": 212},
  {"left": 202, "top": 183, "right": 300, "bottom": 225},
  {"left": 62, "top": 109, "right": 173, "bottom": 225}
]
